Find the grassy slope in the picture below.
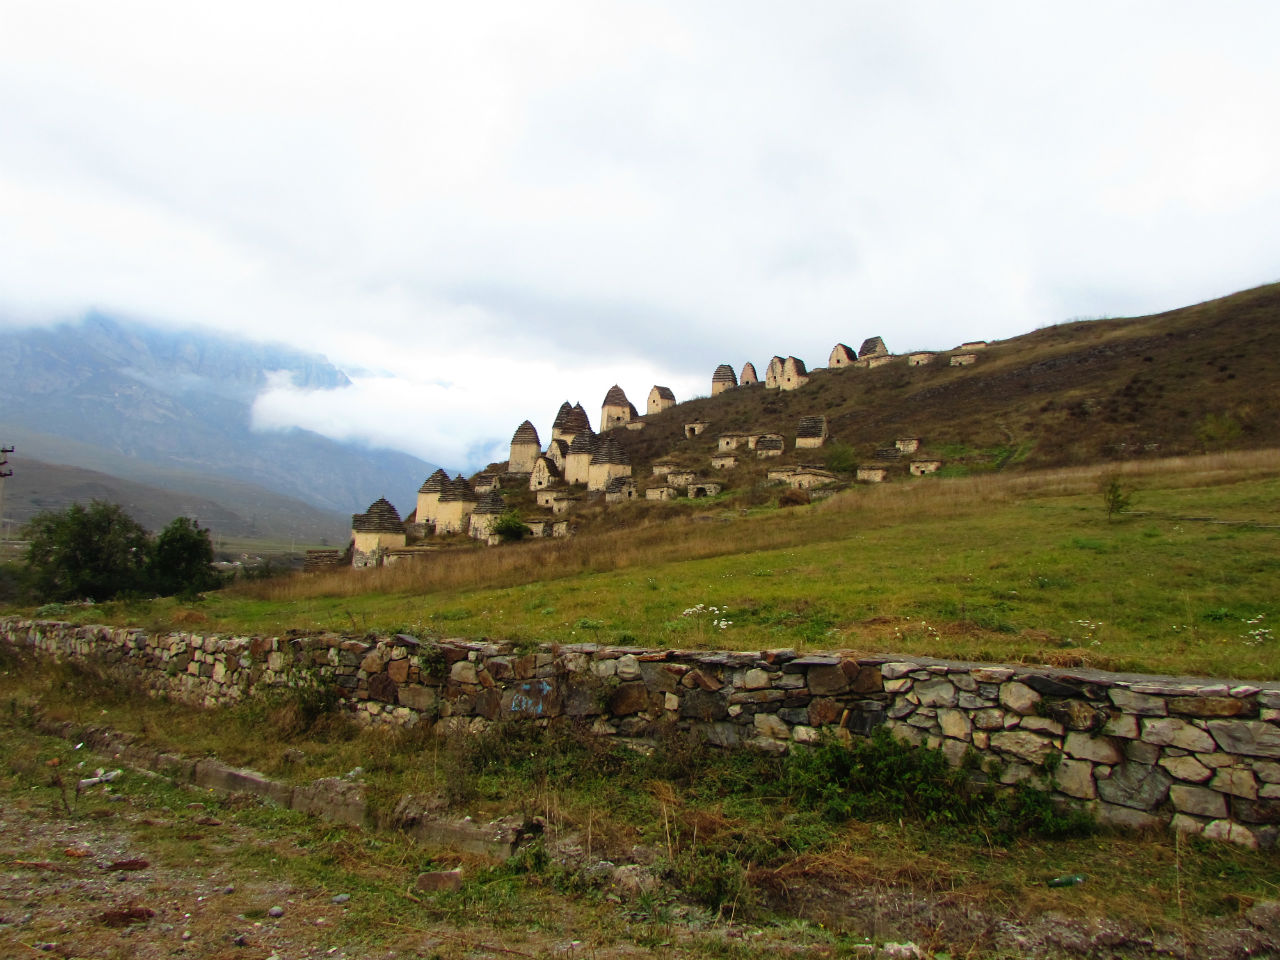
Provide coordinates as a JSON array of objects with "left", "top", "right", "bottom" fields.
[
  {"left": 48, "top": 450, "right": 1280, "bottom": 680},
  {"left": 614, "top": 282, "right": 1280, "bottom": 478}
]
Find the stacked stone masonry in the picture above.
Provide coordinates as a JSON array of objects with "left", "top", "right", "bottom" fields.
[{"left": 5, "top": 617, "right": 1280, "bottom": 849}]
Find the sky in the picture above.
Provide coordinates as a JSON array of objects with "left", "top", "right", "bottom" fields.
[{"left": 2, "top": 1, "right": 1279, "bottom": 472}]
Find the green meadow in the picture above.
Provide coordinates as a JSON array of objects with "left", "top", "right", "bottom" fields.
[{"left": 37, "top": 451, "right": 1280, "bottom": 681}]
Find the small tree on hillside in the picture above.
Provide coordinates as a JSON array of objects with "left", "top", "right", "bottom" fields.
[
  {"left": 493, "top": 509, "right": 531, "bottom": 542},
  {"left": 24, "top": 501, "right": 151, "bottom": 601},
  {"left": 149, "top": 516, "right": 219, "bottom": 597},
  {"left": 823, "top": 442, "right": 856, "bottom": 474}
]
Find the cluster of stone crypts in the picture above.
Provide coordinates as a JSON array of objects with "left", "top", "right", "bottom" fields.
[
  {"left": 10, "top": 615, "right": 1280, "bottom": 849},
  {"left": 345, "top": 329, "right": 997, "bottom": 565}
]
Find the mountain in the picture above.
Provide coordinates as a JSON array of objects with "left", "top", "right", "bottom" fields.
[
  {"left": 2, "top": 455, "right": 347, "bottom": 544},
  {"left": 0, "top": 313, "right": 442, "bottom": 518},
  {"left": 613, "top": 282, "right": 1280, "bottom": 472}
]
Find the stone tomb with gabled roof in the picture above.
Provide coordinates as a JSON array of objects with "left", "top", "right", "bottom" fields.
[
  {"left": 780, "top": 357, "right": 809, "bottom": 390},
  {"left": 859, "top": 336, "right": 888, "bottom": 359},
  {"left": 739, "top": 361, "right": 759, "bottom": 385},
  {"left": 469, "top": 489, "right": 507, "bottom": 544},
  {"left": 647, "top": 385, "right": 676, "bottom": 416},
  {"left": 755, "top": 435, "right": 785, "bottom": 458},
  {"left": 351, "top": 497, "right": 406, "bottom": 568},
  {"left": 508, "top": 420, "right": 541, "bottom": 473},
  {"left": 604, "top": 475, "right": 638, "bottom": 503},
  {"left": 828, "top": 343, "right": 857, "bottom": 368},
  {"left": 546, "top": 438, "right": 569, "bottom": 472},
  {"left": 795, "top": 415, "right": 829, "bottom": 449},
  {"left": 529, "top": 455, "right": 561, "bottom": 491}
]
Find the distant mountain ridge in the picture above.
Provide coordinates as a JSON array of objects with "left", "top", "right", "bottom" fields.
[{"left": 0, "top": 313, "right": 442, "bottom": 519}]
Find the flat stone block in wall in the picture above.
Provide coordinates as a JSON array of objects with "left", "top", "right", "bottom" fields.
[
  {"left": 999, "top": 682, "right": 1040, "bottom": 715},
  {"left": 1231, "top": 797, "right": 1280, "bottom": 825},
  {"left": 1212, "top": 767, "right": 1258, "bottom": 799},
  {"left": 1170, "top": 784, "right": 1228, "bottom": 818},
  {"left": 880, "top": 662, "right": 917, "bottom": 680},
  {"left": 1143, "top": 717, "right": 1216, "bottom": 752},
  {"left": 915, "top": 679, "right": 957, "bottom": 707},
  {"left": 398, "top": 685, "right": 437, "bottom": 712},
  {"left": 1169, "top": 696, "right": 1257, "bottom": 718},
  {"left": 938, "top": 708, "right": 971, "bottom": 740},
  {"left": 1204, "top": 819, "right": 1260, "bottom": 849},
  {"left": 1096, "top": 763, "right": 1172, "bottom": 810},
  {"left": 989, "top": 730, "right": 1055, "bottom": 765},
  {"left": 1160, "top": 755, "right": 1212, "bottom": 783},
  {"left": 1063, "top": 731, "right": 1123, "bottom": 765},
  {"left": 1110, "top": 688, "right": 1167, "bottom": 716},
  {"left": 609, "top": 682, "right": 650, "bottom": 716},
  {"left": 1054, "top": 759, "right": 1097, "bottom": 799},
  {"left": 1093, "top": 802, "right": 1163, "bottom": 831},
  {"left": 1208, "top": 720, "right": 1280, "bottom": 758}
]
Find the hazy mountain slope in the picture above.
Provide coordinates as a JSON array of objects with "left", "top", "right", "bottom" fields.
[
  {"left": 0, "top": 313, "right": 441, "bottom": 514},
  {"left": 615, "top": 282, "right": 1280, "bottom": 470},
  {"left": 2, "top": 455, "right": 348, "bottom": 544}
]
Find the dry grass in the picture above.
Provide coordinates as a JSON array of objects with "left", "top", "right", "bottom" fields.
[{"left": 244, "top": 448, "right": 1280, "bottom": 605}]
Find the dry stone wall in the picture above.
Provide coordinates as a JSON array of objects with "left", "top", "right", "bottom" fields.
[{"left": 5, "top": 616, "right": 1280, "bottom": 849}]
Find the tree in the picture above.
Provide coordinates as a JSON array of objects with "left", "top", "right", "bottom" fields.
[
  {"left": 24, "top": 501, "right": 151, "bottom": 602},
  {"left": 148, "top": 516, "right": 219, "bottom": 597}
]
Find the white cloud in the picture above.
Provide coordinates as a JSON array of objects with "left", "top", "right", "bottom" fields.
[{"left": 3, "top": 1, "right": 1280, "bottom": 469}]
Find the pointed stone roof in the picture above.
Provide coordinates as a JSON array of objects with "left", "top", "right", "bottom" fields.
[
  {"left": 438, "top": 475, "right": 478, "bottom": 503},
  {"left": 568, "top": 430, "right": 597, "bottom": 455},
  {"left": 352, "top": 498, "right": 403, "bottom": 533},
  {"left": 605, "top": 476, "right": 635, "bottom": 493},
  {"left": 829, "top": 343, "right": 856, "bottom": 364},
  {"left": 534, "top": 455, "right": 561, "bottom": 478},
  {"left": 418, "top": 468, "right": 449, "bottom": 494},
  {"left": 552, "top": 401, "right": 574, "bottom": 430},
  {"left": 566, "top": 403, "right": 592, "bottom": 434},
  {"left": 651, "top": 385, "right": 675, "bottom": 400},
  {"left": 712, "top": 364, "right": 737, "bottom": 384},
  {"left": 603, "top": 384, "right": 629, "bottom": 406},
  {"left": 784, "top": 356, "right": 809, "bottom": 375},
  {"left": 755, "top": 436, "right": 785, "bottom": 452},
  {"left": 590, "top": 436, "right": 630, "bottom": 465},
  {"left": 859, "top": 336, "right": 888, "bottom": 358},
  {"left": 472, "top": 490, "right": 506, "bottom": 515},
  {"left": 548, "top": 438, "right": 568, "bottom": 458},
  {"left": 511, "top": 420, "right": 540, "bottom": 445},
  {"left": 740, "top": 362, "right": 758, "bottom": 383}
]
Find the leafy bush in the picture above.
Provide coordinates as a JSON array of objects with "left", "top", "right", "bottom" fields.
[
  {"left": 493, "top": 509, "right": 531, "bottom": 542},
  {"left": 783, "top": 729, "right": 1092, "bottom": 841}
]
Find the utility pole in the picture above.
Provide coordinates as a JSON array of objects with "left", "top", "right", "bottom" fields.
[{"left": 0, "top": 446, "right": 12, "bottom": 540}]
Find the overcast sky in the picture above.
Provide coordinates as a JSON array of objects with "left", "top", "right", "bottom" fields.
[{"left": 3, "top": 2, "right": 1279, "bottom": 471}]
